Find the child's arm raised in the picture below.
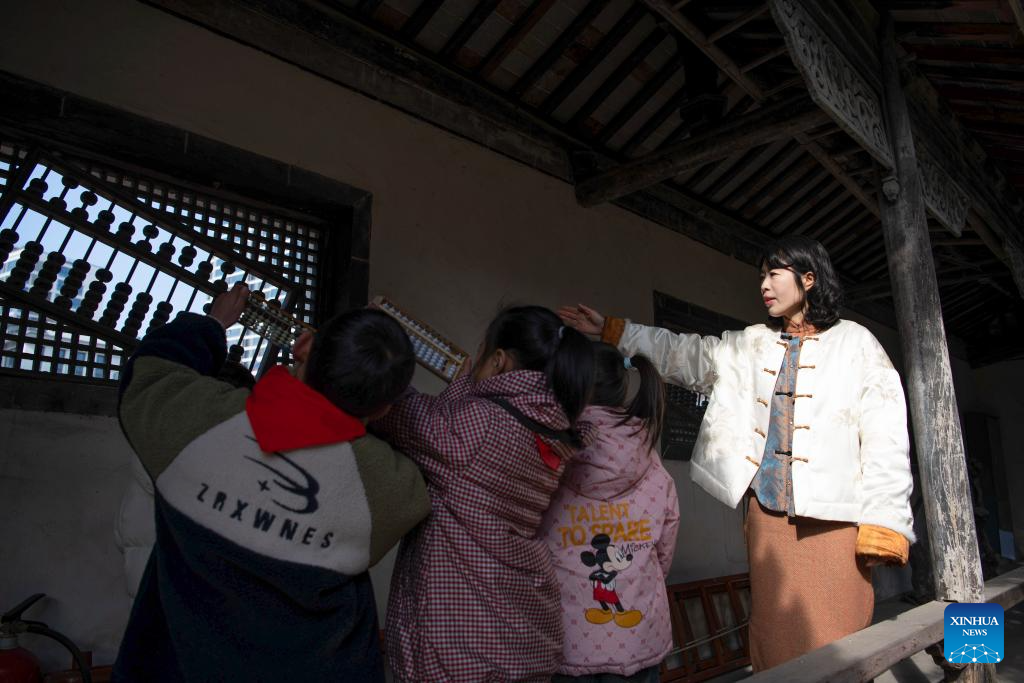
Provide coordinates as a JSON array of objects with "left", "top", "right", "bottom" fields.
[{"left": 118, "top": 285, "right": 250, "bottom": 482}]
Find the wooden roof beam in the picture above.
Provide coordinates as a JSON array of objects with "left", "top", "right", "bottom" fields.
[
  {"left": 575, "top": 96, "right": 827, "bottom": 206},
  {"left": 707, "top": 4, "right": 769, "bottom": 44},
  {"left": 568, "top": 27, "right": 667, "bottom": 131},
  {"left": 1012, "top": 1, "right": 1024, "bottom": 46},
  {"left": 440, "top": 0, "right": 501, "bottom": 59},
  {"left": 478, "top": 0, "right": 558, "bottom": 79},
  {"left": 596, "top": 47, "right": 684, "bottom": 145},
  {"left": 643, "top": 0, "right": 763, "bottom": 99},
  {"left": 642, "top": 0, "right": 881, "bottom": 217},
  {"left": 401, "top": 0, "right": 444, "bottom": 40},
  {"left": 539, "top": 3, "right": 645, "bottom": 116},
  {"left": 741, "top": 44, "right": 788, "bottom": 72}
]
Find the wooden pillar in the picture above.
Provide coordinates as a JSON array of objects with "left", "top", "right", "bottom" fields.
[{"left": 877, "top": 12, "right": 991, "bottom": 681}]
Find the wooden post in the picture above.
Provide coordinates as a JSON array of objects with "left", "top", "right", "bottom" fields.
[{"left": 877, "top": 12, "right": 991, "bottom": 682}]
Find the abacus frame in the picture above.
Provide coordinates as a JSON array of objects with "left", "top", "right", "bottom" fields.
[
  {"left": 0, "top": 76, "right": 372, "bottom": 397},
  {"left": 0, "top": 148, "right": 304, "bottom": 375},
  {"left": 372, "top": 295, "right": 469, "bottom": 382}
]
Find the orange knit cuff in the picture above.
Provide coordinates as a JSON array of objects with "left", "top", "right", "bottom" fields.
[
  {"left": 601, "top": 317, "right": 626, "bottom": 346},
  {"left": 856, "top": 524, "right": 909, "bottom": 566}
]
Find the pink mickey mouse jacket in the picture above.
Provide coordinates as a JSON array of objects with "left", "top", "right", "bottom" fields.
[{"left": 538, "top": 405, "right": 680, "bottom": 677}]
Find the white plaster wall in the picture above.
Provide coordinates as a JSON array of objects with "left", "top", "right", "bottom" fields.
[
  {"left": 971, "top": 361, "right": 1024, "bottom": 555},
  {"left": 0, "top": 0, "right": 988, "bottom": 668},
  {"left": 0, "top": 409, "right": 134, "bottom": 672}
]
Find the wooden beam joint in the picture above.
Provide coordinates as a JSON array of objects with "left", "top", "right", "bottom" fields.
[{"left": 575, "top": 96, "right": 827, "bottom": 206}]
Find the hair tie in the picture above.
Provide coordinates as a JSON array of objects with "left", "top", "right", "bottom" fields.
[
  {"left": 558, "top": 326, "right": 566, "bottom": 340},
  {"left": 623, "top": 356, "right": 633, "bottom": 370}
]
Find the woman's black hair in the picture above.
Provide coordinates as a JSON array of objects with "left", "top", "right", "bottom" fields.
[
  {"left": 591, "top": 342, "right": 665, "bottom": 448},
  {"left": 305, "top": 308, "right": 416, "bottom": 417},
  {"left": 760, "top": 235, "right": 843, "bottom": 331},
  {"left": 481, "top": 305, "right": 594, "bottom": 423}
]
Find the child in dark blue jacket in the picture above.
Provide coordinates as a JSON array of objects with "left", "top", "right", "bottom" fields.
[{"left": 113, "top": 285, "right": 430, "bottom": 682}]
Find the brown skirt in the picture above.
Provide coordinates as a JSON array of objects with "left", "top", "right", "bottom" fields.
[{"left": 745, "top": 496, "right": 873, "bottom": 671}]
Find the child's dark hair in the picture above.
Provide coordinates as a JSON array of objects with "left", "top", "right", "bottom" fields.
[
  {"left": 482, "top": 306, "right": 594, "bottom": 423},
  {"left": 760, "top": 235, "right": 843, "bottom": 331},
  {"left": 304, "top": 309, "right": 416, "bottom": 417},
  {"left": 591, "top": 342, "right": 665, "bottom": 447}
]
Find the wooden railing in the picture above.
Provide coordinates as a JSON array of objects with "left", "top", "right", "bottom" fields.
[{"left": 744, "top": 566, "right": 1024, "bottom": 682}]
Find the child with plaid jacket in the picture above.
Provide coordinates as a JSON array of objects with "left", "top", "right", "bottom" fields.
[{"left": 371, "top": 305, "right": 595, "bottom": 682}]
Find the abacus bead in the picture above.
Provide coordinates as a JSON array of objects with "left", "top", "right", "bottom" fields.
[
  {"left": 142, "top": 224, "right": 159, "bottom": 239},
  {"left": 220, "top": 262, "right": 236, "bottom": 275},
  {"left": 95, "top": 210, "right": 115, "bottom": 229},
  {"left": 60, "top": 269, "right": 86, "bottom": 298},
  {"left": 0, "top": 229, "right": 18, "bottom": 262},
  {"left": 157, "top": 242, "right": 175, "bottom": 260},
  {"left": 85, "top": 281, "right": 106, "bottom": 297},
  {"left": 30, "top": 252, "right": 65, "bottom": 295},
  {"left": 147, "top": 302, "right": 173, "bottom": 332},
  {"left": 178, "top": 246, "right": 197, "bottom": 267},
  {"left": 80, "top": 191, "right": 98, "bottom": 206},
  {"left": 81, "top": 281, "right": 106, "bottom": 311},
  {"left": 96, "top": 269, "right": 113, "bottom": 283},
  {"left": 27, "top": 178, "right": 47, "bottom": 196},
  {"left": 228, "top": 345, "right": 243, "bottom": 362},
  {"left": 196, "top": 261, "right": 213, "bottom": 279},
  {"left": 212, "top": 280, "right": 228, "bottom": 295},
  {"left": 60, "top": 176, "right": 79, "bottom": 190},
  {"left": 116, "top": 222, "right": 134, "bottom": 240}
]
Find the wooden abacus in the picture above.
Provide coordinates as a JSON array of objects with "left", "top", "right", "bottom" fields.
[
  {"left": 238, "top": 291, "right": 314, "bottom": 348},
  {"left": 0, "top": 149, "right": 306, "bottom": 377},
  {"left": 372, "top": 295, "right": 468, "bottom": 382}
]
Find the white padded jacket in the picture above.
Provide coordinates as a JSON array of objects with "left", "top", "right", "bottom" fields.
[{"left": 617, "top": 318, "right": 915, "bottom": 541}]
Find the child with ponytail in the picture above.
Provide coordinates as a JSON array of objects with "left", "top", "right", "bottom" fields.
[
  {"left": 370, "top": 305, "right": 595, "bottom": 683},
  {"left": 539, "top": 342, "right": 679, "bottom": 683}
]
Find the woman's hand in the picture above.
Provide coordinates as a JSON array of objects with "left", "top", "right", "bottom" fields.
[{"left": 558, "top": 303, "right": 605, "bottom": 337}]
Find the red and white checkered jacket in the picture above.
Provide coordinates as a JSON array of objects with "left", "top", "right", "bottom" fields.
[{"left": 372, "top": 370, "right": 575, "bottom": 682}]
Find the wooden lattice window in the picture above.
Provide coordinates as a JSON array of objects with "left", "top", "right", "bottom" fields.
[
  {"left": 653, "top": 291, "right": 749, "bottom": 461},
  {"left": 0, "top": 139, "right": 325, "bottom": 383}
]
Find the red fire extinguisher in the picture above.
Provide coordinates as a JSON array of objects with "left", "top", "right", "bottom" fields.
[{"left": 0, "top": 594, "right": 91, "bottom": 683}]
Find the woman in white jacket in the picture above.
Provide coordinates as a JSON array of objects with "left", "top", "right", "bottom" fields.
[{"left": 559, "top": 236, "right": 914, "bottom": 671}]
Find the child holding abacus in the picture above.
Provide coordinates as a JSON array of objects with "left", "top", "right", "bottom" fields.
[
  {"left": 539, "top": 342, "right": 679, "bottom": 683},
  {"left": 112, "top": 284, "right": 430, "bottom": 682},
  {"left": 370, "top": 305, "right": 594, "bottom": 683}
]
